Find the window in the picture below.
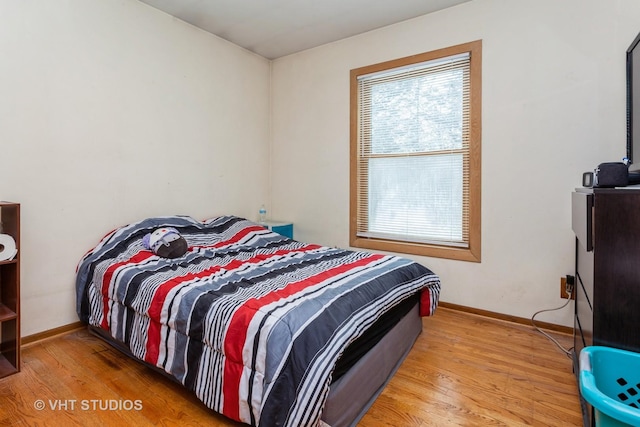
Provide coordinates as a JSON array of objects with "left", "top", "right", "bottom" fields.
[{"left": 350, "top": 41, "right": 481, "bottom": 262}]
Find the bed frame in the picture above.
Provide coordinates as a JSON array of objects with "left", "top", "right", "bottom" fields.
[
  {"left": 89, "top": 302, "right": 422, "bottom": 427},
  {"left": 322, "top": 303, "right": 422, "bottom": 426}
]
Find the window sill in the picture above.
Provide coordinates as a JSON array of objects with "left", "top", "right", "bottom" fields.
[{"left": 350, "top": 236, "right": 481, "bottom": 262}]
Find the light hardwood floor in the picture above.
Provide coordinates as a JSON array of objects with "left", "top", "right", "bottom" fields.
[{"left": 0, "top": 307, "right": 583, "bottom": 426}]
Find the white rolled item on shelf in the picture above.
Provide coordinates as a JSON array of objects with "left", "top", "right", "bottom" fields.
[{"left": 0, "top": 234, "right": 17, "bottom": 261}]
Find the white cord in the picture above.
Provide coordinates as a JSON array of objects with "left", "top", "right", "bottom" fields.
[{"left": 531, "top": 289, "right": 574, "bottom": 358}]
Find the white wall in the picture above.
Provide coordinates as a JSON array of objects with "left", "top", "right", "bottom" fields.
[
  {"left": 0, "top": 1, "right": 271, "bottom": 336},
  {"left": 5, "top": 0, "right": 640, "bottom": 337},
  {"left": 270, "top": 0, "right": 640, "bottom": 326}
]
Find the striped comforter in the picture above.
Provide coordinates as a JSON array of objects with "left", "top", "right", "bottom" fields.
[{"left": 75, "top": 215, "right": 441, "bottom": 427}]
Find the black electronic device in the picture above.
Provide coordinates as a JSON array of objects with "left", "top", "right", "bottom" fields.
[
  {"left": 583, "top": 163, "right": 629, "bottom": 188},
  {"left": 596, "top": 162, "right": 629, "bottom": 187},
  {"left": 627, "top": 31, "right": 640, "bottom": 172},
  {"left": 629, "top": 171, "right": 640, "bottom": 185}
]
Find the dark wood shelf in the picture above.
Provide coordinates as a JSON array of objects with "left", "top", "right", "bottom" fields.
[
  {"left": 0, "top": 354, "right": 18, "bottom": 379},
  {"left": 0, "top": 201, "right": 20, "bottom": 378},
  {"left": 0, "top": 304, "right": 17, "bottom": 322}
]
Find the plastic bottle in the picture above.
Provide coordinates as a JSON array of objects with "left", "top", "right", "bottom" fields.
[{"left": 258, "top": 205, "right": 267, "bottom": 224}]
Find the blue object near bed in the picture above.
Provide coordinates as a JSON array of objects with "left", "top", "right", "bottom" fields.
[
  {"left": 260, "top": 220, "right": 293, "bottom": 239},
  {"left": 580, "top": 346, "right": 640, "bottom": 426}
]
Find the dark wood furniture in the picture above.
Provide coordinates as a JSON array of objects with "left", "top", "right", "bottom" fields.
[
  {"left": 572, "top": 188, "right": 640, "bottom": 426},
  {"left": 0, "top": 202, "right": 20, "bottom": 378}
]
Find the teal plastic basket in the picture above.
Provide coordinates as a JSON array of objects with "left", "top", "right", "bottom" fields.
[{"left": 580, "top": 346, "right": 640, "bottom": 427}]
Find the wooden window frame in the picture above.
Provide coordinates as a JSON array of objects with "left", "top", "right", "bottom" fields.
[{"left": 349, "top": 40, "right": 482, "bottom": 262}]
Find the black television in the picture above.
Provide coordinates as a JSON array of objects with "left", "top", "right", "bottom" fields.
[{"left": 627, "top": 31, "right": 640, "bottom": 174}]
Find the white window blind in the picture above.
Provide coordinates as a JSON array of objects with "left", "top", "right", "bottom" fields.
[{"left": 356, "top": 52, "right": 471, "bottom": 247}]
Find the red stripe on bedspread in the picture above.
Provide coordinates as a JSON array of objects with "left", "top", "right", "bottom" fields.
[
  {"left": 100, "top": 251, "right": 155, "bottom": 330},
  {"left": 144, "top": 263, "right": 235, "bottom": 364},
  {"left": 419, "top": 288, "right": 432, "bottom": 316},
  {"left": 143, "top": 245, "right": 323, "bottom": 365},
  {"left": 221, "top": 253, "right": 385, "bottom": 422},
  {"left": 194, "top": 225, "right": 272, "bottom": 250}
]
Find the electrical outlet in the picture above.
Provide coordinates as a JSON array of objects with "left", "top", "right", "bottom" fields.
[{"left": 560, "top": 277, "right": 575, "bottom": 300}]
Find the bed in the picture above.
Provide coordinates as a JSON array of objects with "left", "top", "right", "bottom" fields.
[{"left": 75, "top": 215, "right": 441, "bottom": 427}]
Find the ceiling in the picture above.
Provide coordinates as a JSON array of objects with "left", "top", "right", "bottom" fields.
[{"left": 138, "top": 0, "right": 472, "bottom": 59}]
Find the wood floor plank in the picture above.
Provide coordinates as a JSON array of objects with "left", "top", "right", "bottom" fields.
[{"left": 0, "top": 307, "right": 582, "bottom": 426}]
